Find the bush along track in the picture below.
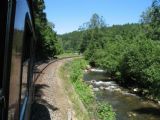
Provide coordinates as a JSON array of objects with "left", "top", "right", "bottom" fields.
[{"left": 60, "top": 58, "right": 116, "bottom": 120}]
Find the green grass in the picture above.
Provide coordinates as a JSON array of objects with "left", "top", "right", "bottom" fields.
[{"left": 56, "top": 52, "right": 80, "bottom": 59}]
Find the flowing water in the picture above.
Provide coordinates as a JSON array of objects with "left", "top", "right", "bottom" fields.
[{"left": 83, "top": 70, "right": 160, "bottom": 120}]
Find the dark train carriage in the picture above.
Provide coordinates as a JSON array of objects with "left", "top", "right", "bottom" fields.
[{"left": 0, "top": 0, "right": 36, "bottom": 120}]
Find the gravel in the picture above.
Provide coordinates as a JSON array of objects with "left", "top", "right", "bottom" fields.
[{"left": 31, "top": 59, "right": 75, "bottom": 120}]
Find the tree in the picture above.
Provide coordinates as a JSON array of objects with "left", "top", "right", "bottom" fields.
[
  {"left": 89, "top": 13, "right": 106, "bottom": 29},
  {"left": 141, "top": 0, "right": 160, "bottom": 41},
  {"left": 80, "top": 13, "right": 106, "bottom": 54},
  {"left": 33, "top": 0, "right": 62, "bottom": 59}
]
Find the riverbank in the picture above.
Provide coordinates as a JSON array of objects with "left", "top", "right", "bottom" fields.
[{"left": 59, "top": 58, "right": 115, "bottom": 120}]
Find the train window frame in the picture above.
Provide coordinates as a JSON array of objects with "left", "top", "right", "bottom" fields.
[
  {"left": 0, "top": 0, "right": 8, "bottom": 90},
  {"left": 0, "top": 1, "right": 10, "bottom": 119},
  {"left": 19, "top": 13, "right": 33, "bottom": 116}
]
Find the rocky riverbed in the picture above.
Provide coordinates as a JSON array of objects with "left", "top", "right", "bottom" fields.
[{"left": 83, "top": 68, "right": 160, "bottom": 120}]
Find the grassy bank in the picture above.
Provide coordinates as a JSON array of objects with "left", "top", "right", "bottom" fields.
[
  {"left": 59, "top": 58, "right": 115, "bottom": 120},
  {"left": 56, "top": 53, "right": 80, "bottom": 59}
]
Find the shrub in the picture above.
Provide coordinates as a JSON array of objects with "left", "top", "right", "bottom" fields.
[
  {"left": 97, "top": 102, "right": 116, "bottom": 120},
  {"left": 91, "top": 38, "right": 128, "bottom": 77},
  {"left": 120, "top": 38, "right": 160, "bottom": 89}
]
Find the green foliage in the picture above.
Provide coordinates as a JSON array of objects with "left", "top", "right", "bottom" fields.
[
  {"left": 141, "top": 0, "right": 160, "bottom": 41},
  {"left": 69, "top": 59, "right": 94, "bottom": 105},
  {"left": 80, "top": 14, "right": 106, "bottom": 54},
  {"left": 97, "top": 102, "right": 116, "bottom": 120},
  {"left": 80, "top": 30, "right": 92, "bottom": 53},
  {"left": 89, "top": 13, "right": 106, "bottom": 28},
  {"left": 56, "top": 53, "right": 79, "bottom": 59},
  {"left": 84, "top": 23, "right": 142, "bottom": 76},
  {"left": 59, "top": 31, "right": 83, "bottom": 52},
  {"left": 33, "top": 0, "right": 63, "bottom": 60},
  {"left": 92, "top": 39, "right": 127, "bottom": 75},
  {"left": 121, "top": 38, "right": 160, "bottom": 92}
]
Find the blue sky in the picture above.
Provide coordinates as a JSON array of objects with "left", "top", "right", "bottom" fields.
[{"left": 44, "top": 0, "right": 152, "bottom": 34}]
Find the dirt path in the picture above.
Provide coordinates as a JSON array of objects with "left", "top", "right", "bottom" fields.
[{"left": 31, "top": 58, "right": 75, "bottom": 120}]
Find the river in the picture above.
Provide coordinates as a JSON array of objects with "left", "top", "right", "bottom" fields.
[{"left": 83, "top": 69, "right": 160, "bottom": 120}]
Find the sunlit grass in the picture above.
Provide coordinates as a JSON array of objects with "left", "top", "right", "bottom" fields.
[{"left": 56, "top": 52, "right": 80, "bottom": 59}]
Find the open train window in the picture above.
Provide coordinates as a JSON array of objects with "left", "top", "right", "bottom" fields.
[{"left": 20, "top": 17, "right": 32, "bottom": 110}]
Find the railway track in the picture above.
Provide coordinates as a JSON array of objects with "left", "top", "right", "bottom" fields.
[
  {"left": 33, "top": 56, "right": 81, "bottom": 83},
  {"left": 31, "top": 56, "right": 81, "bottom": 120}
]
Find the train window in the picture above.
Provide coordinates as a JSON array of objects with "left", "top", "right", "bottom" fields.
[{"left": 20, "top": 20, "right": 32, "bottom": 108}]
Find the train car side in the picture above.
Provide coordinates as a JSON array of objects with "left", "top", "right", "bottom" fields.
[{"left": 0, "top": 0, "right": 36, "bottom": 120}]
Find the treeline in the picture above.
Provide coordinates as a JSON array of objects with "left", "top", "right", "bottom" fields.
[
  {"left": 33, "top": 0, "right": 63, "bottom": 60},
  {"left": 60, "top": 0, "right": 160, "bottom": 98},
  {"left": 58, "top": 31, "right": 83, "bottom": 52}
]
